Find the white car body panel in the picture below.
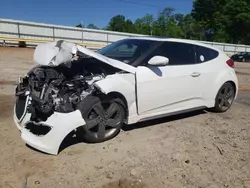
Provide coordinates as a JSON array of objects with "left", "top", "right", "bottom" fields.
[
  {"left": 94, "top": 73, "right": 137, "bottom": 124},
  {"left": 14, "top": 108, "right": 85, "bottom": 155},
  {"left": 94, "top": 74, "right": 136, "bottom": 106},
  {"left": 197, "top": 53, "right": 239, "bottom": 101},
  {"left": 13, "top": 38, "right": 239, "bottom": 155},
  {"left": 136, "top": 65, "right": 204, "bottom": 115}
]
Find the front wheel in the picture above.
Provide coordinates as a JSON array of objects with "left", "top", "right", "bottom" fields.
[
  {"left": 211, "top": 82, "right": 235, "bottom": 113},
  {"left": 78, "top": 95, "right": 125, "bottom": 143}
]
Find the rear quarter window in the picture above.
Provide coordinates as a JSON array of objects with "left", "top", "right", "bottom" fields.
[{"left": 196, "top": 45, "right": 219, "bottom": 63}]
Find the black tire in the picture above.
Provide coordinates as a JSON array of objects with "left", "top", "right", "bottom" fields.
[
  {"left": 242, "top": 58, "right": 246, "bottom": 62},
  {"left": 77, "top": 95, "right": 125, "bottom": 143},
  {"left": 211, "top": 82, "right": 235, "bottom": 113}
]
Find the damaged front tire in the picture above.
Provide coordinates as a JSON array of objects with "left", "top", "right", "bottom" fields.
[{"left": 78, "top": 95, "right": 125, "bottom": 143}]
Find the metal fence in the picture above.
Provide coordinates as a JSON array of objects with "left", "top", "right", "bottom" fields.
[{"left": 1, "top": 18, "right": 250, "bottom": 55}]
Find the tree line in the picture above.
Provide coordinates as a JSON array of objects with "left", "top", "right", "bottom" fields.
[{"left": 76, "top": 0, "right": 250, "bottom": 45}]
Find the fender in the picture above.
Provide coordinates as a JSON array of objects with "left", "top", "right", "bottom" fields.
[
  {"left": 206, "top": 69, "right": 238, "bottom": 101},
  {"left": 94, "top": 74, "right": 136, "bottom": 108}
]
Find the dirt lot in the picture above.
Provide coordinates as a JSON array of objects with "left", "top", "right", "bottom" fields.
[{"left": 0, "top": 47, "right": 250, "bottom": 188}]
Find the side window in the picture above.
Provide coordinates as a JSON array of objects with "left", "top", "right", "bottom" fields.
[
  {"left": 196, "top": 45, "right": 219, "bottom": 63},
  {"left": 152, "top": 42, "right": 196, "bottom": 65}
]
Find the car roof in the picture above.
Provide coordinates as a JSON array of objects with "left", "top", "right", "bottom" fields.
[{"left": 128, "top": 36, "right": 221, "bottom": 52}]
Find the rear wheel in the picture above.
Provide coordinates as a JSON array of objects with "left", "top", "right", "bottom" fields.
[
  {"left": 78, "top": 95, "right": 125, "bottom": 143},
  {"left": 211, "top": 82, "right": 235, "bottom": 112}
]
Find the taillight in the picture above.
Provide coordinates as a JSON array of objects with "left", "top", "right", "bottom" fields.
[{"left": 226, "top": 59, "right": 234, "bottom": 68}]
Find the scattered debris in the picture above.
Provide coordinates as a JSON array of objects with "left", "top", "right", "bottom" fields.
[
  {"left": 100, "top": 178, "right": 146, "bottom": 188},
  {"left": 22, "top": 174, "right": 29, "bottom": 188},
  {"left": 94, "top": 166, "right": 104, "bottom": 170},
  {"left": 106, "top": 173, "right": 113, "bottom": 179},
  {"left": 214, "top": 143, "right": 223, "bottom": 155},
  {"left": 185, "top": 160, "right": 190, "bottom": 164},
  {"left": 130, "top": 169, "right": 138, "bottom": 177}
]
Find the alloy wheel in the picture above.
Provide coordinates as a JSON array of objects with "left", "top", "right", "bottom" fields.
[
  {"left": 217, "top": 83, "right": 235, "bottom": 111},
  {"left": 85, "top": 101, "right": 123, "bottom": 139}
]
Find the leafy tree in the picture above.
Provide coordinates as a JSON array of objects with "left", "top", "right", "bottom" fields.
[
  {"left": 191, "top": 0, "right": 250, "bottom": 43},
  {"left": 154, "top": 7, "right": 175, "bottom": 36},
  {"left": 102, "top": 0, "right": 250, "bottom": 44},
  {"left": 224, "top": 0, "right": 250, "bottom": 44},
  {"left": 76, "top": 23, "right": 84, "bottom": 28},
  {"left": 192, "top": 0, "right": 233, "bottom": 41},
  {"left": 107, "top": 15, "right": 126, "bottom": 32},
  {"left": 134, "top": 14, "right": 155, "bottom": 35},
  {"left": 87, "top": 23, "right": 99, "bottom": 29},
  {"left": 178, "top": 14, "right": 197, "bottom": 39},
  {"left": 125, "top": 19, "right": 136, "bottom": 33}
]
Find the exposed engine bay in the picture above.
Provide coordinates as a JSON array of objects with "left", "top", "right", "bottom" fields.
[{"left": 15, "top": 41, "right": 122, "bottom": 122}]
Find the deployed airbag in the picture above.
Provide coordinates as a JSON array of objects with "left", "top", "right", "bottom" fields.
[
  {"left": 34, "top": 40, "right": 76, "bottom": 66},
  {"left": 33, "top": 40, "right": 136, "bottom": 74}
]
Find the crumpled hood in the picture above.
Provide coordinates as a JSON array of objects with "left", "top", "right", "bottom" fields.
[{"left": 33, "top": 40, "right": 136, "bottom": 74}]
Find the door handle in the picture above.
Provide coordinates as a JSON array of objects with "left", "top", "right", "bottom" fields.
[{"left": 191, "top": 72, "right": 201, "bottom": 77}]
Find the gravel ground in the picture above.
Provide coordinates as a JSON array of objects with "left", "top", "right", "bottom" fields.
[{"left": 0, "top": 47, "right": 250, "bottom": 188}]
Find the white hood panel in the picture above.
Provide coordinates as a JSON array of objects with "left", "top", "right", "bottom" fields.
[{"left": 33, "top": 40, "right": 136, "bottom": 74}]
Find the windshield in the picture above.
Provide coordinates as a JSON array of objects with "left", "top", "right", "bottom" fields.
[{"left": 97, "top": 39, "right": 156, "bottom": 65}]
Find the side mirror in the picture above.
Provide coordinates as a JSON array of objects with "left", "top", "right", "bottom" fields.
[{"left": 148, "top": 56, "right": 169, "bottom": 66}]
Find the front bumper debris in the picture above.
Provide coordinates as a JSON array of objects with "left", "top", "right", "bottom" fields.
[{"left": 14, "top": 108, "right": 86, "bottom": 155}]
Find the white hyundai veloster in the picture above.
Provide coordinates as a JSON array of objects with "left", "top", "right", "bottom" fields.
[{"left": 14, "top": 37, "right": 238, "bottom": 155}]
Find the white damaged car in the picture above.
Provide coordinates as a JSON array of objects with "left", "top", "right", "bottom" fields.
[{"left": 14, "top": 37, "right": 238, "bottom": 155}]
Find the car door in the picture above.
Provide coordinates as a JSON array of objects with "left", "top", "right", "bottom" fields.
[{"left": 136, "top": 41, "right": 203, "bottom": 115}]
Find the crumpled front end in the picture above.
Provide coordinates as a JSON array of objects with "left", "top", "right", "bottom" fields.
[
  {"left": 13, "top": 40, "right": 136, "bottom": 155},
  {"left": 14, "top": 95, "right": 86, "bottom": 155}
]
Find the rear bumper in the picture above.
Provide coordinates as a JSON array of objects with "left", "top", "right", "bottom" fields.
[
  {"left": 233, "top": 71, "right": 239, "bottom": 100},
  {"left": 14, "top": 109, "right": 86, "bottom": 155}
]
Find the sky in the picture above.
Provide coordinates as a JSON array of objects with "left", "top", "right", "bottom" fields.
[{"left": 1, "top": 0, "right": 193, "bottom": 28}]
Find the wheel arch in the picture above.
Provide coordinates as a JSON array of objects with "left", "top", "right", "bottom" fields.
[
  {"left": 227, "top": 80, "right": 237, "bottom": 93},
  {"left": 216, "top": 80, "right": 237, "bottom": 99},
  {"left": 107, "top": 91, "right": 129, "bottom": 121},
  {"left": 210, "top": 80, "right": 237, "bottom": 113},
  {"left": 94, "top": 74, "right": 136, "bottom": 122},
  {"left": 210, "top": 68, "right": 238, "bottom": 101}
]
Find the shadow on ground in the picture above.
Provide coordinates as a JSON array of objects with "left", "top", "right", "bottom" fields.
[
  {"left": 99, "top": 178, "right": 147, "bottom": 188},
  {"left": 58, "top": 110, "right": 206, "bottom": 154},
  {"left": 122, "top": 110, "right": 206, "bottom": 131}
]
